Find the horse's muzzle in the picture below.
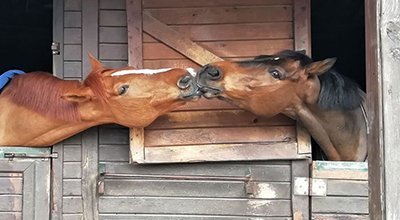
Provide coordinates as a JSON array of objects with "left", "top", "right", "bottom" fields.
[
  {"left": 177, "top": 74, "right": 203, "bottom": 100},
  {"left": 196, "top": 65, "right": 223, "bottom": 99}
]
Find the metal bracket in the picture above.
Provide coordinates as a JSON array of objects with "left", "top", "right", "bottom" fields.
[
  {"left": 4, "top": 152, "right": 58, "bottom": 161},
  {"left": 293, "top": 177, "right": 309, "bottom": 196},
  {"left": 310, "top": 178, "right": 327, "bottom": 196},
  {"left": 51, "top": 42, "right": 60, "bottom": 55}
]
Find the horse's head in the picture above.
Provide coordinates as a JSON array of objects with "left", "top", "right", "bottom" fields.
[
  {"left": 196, "top": 50, "right": 336, "bottom": 117},
  {"left": 62, "top": 55, "right": 201, "bottom": 127}
]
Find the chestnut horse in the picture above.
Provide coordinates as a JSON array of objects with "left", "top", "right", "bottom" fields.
[
  {"left": 197, "top": 50, "right": 367, "bottom": 161},
  {"left": 0, "top": 55, "right": 200, "bottom": 146}
]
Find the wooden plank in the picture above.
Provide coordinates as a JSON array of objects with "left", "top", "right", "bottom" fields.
[
  {"left": 312, "top": 197, "right": 369, "bottom": 214},
  {"left": 326, "top": 179, "right": 368, "bottom": 197},
  {"left": 130, "top": 128, "right": 145, "bottom": 163},
  {"left": 0, "top": 212, "right": 22, "bottom": 220},
  {"left": 296, "top": 123, "right": 311, "bottom": 155},
  {"left": 365, "top": 0, "right": 384, "bottom": 219},
  {"left": 52, "top": 0, "right": 64, "bottom": 78},
  {"left": 65, "top": 0, "right": 82, "bottom": 10},
  {"left": 99, "top": 10, "right": 127, "bottom": 27},
  {"left": 63, "top": 196, "right": 83, "bottom": 213},
  {"left": 102, "top": 162, "right": 292, "bottom": 182},
  {"left": 100, "top": 214, "right": 293, "bottom": 220},
  {"left": 99, "top": 197, "right": 291, "bottom": 216},
  {"left": 81, "top": 127, "right": 99, "bottom": 220},
  {"left": 99, "top": 27, "right": 127, "bottom": 43},
  {"left": 143, "top": 39, "right": 293, "bottom": 60},
  {"left": 147, "top": 111, "right": 294, "bottom": 130},
  {"left": 0, "top": 177, "right": 22, "bottom": 194},
  {"left": 99, "top": 44, "right": 128, "bottom": 60},
  {"left": 64, "top": 28, "right": 81, "bottom": 44},
  {"left": 312, "top": 214, "right": 369, "bottom": 220},
  {"left": 22, "top": 161, "right": 35, "bottom": 219},
  {"left": 63, "top": 179, "right": 82, "bottom": 196},
  {"left": 143, "top": 0, "right": 293, "bottom": 8},
  {"left": 291, "top": 160, "right": 309, "bottom": 220},
  {"left": 51, "top": 144, "right": 64, "bottom": 220},
  {"left": 143, "top": 59, "right": 201, "bottom": 69},
  {"left": 63, "top": 162, "right": 82, "bottom": 179},
  {"left": 34, "top": 160, "right": 51, "bottom": 220},
  {"left": 64, "top": 62, "right": 82, "bottom": 78},
  {"left": 99, "top": 127, "right": 129, "bottom": 145},
  {"left": 104, "top": 179, "right": 290, "bottom": 199},
  {"left": 143, "top": 12, "right": 223, "bottom": 65},
  {"left": 312, "top": 161, "right": 368, "bottom": 180},
  {"left": 100, "top": 145, "right": 130, "bottom": 162},
  {"left": 64, "top": 11, "right": 82, "bottom": 28},
  {"left": 143, "top": 22, "right": 293, "bottom": 42},
  {"left": 63, "top": 145, "right": 82, "bottom": 162},
  {"left": 146, "top": 6, "right": 293, "bottom": 25},
  {"left": 99, "top": 0, "right": 126, "bottom": 9},
  {"left": 176, "top": 98, "right": 237, "bottom": 111},
  {"left": 64, "top": 44, "right": 82, "bottom": 61},
  {"left": 294, "top": 0, "right": 311, "bottom": 54},
  {"left": 0, "top": 195, "right": 22, "bottom": 211},
  {"left": 143, "top": 142, "right": 301, "bottom": 163},
  {"left": 63, "top": 214, "right": 84, "bottom": 220},
  {"left": 145, "top": 126, "right": 296, "bottom": 147}
]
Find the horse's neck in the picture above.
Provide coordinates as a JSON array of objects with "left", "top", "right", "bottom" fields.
[
  {"left": 293, "top": 104, "right": 367, "bottom": 161},
  {"left": 0, "top": 97, "right": 101, "bottom": 146}
]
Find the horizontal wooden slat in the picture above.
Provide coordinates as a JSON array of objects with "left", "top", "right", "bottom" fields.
[
  {"left": 63, "top": 196, "right": 83, "bottom": 213},
  {"left": 146, "top": 6, "right": 293, "bottom": 25},
  {"left": 63, "top": 145, "right": 81, "bottom": 162},
  {"left": 100, "top": 145, "right": 129, "bottom": 162},
  {"left": 63, "top": 162, "right": 82, "bottom": 179},
  {"left": 63, "top": 179, "right": 82, "bottom": 196},
  {"left": 143, "top": 142, "right": 301, "bottom": 163},
  {"left": 99, "top": 44, "right": 128, "bottom": 60},
  {"left": 143, "top": 22, "right": 293, "bottom": 42},
  {"left": 0, "top": 177, "right": 22, "bottom": 194},
  {"left": 312, "top": 214, "right": 369, "bottom": 220},
  {"left": 102, "top": 162, "right": 291, "bottom": 182},
  {"left": 99, "top": 127, "right": 129, "bottom": 145},
  {"left": 99, "top": 10, "right": 127, "bottom": 27},
  {"left": 0, "top": 212, "right": 22, "bottom": 220},
  {"left": 144, "top": 126, "right": 296, "bottom": 147},
  {"left": 312, "top": 161, "right": 368, "bottom": 180},
  {"left": 147, "top": 110, "right": 294, "bottom": 129},
  {"left": 143, "top": 59, "right": 201, "bottom": 69},
  {"left": 144, "top": 0, "right": 293, "bottom": 8},
  {"left": 99, "top": 27, "right": 127, "bottom": 43},
  {"left": 104, "top": 179, "right": 290, "bottom": 199},
  {"left": 99, "top": 0, "right": 125, "bottom": 10},
  {"left": 312, "top": 197, "right": 369, "bottom": 214},
  {"left": 100, "top": 214, "right": 292, "bottom": 220},
  {"left": 176, "top": 98, "right": 237, "bottom": 111},
  {"left": 143, "top": 40, "right": 293, "bottom": 59},
  {"left": 99, "top": 197, "right": 291, "bottom": 216},
  {"left": 327, "top": 179, "right": 368, "bottom": 197},
  {"left": 0, "top": 195, "right": 22, "bottom": 212}
]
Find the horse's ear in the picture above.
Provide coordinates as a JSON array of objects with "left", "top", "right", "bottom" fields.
[
  {"left": 61, "top": 87, "right": 93, "bottom": 103},
  {"left": 305, "top": 58, "right": 337, "bottom": 76},
  {"left": 296, "top": 49, "right": 307, "bottom": 55},
  {"left": 88, "top": 53, "right": 103, "bottom": 71}
]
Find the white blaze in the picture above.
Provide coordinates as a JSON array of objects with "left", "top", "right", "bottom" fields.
[{"left": 111, "top": 68, "right": 172, "bottom": 76}]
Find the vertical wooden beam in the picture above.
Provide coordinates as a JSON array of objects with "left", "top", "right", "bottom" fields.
[
  {"left": 291, "top": 160, "right": 310, "bottom": 220},
  {"left": 126, "top": 0, "right": 145, "bottom": 163},
  {"left": 365, "top": 0, "right": 384, "bottom": 219},
  {"left": 52, "top": 0, "right": 64, "bottom": 78},
  {"left": 294, "top": 0, "right": 311, "bottom": 54},
  {"left": 380, "top": 0, "right": 400, "bottom": 219},
  {"left": 82, "top": 0, "right": 99, "bottom": 219}
]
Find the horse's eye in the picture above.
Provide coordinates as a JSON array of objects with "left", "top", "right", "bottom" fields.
[
  {"left": 118, "top": 85, "right": 129, "bottom": 95},
  {"left": 269, "top": 69, "right": 281, "bottom": 79}
]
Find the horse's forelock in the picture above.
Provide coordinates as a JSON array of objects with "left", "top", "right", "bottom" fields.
[{"left": 84, "top": 70, "right": 109, "bottom": 104}]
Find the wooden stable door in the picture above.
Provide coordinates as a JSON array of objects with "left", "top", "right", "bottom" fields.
[{"left": 127, "top": 0, "right": 312, "bottom": 164}]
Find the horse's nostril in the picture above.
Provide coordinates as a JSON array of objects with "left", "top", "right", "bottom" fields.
[
  {"left": 177, "top": 75, "right": 192, "bottom": 89},
  {"left": 206, "top": 67, "right": 221, "bottom": 79}
]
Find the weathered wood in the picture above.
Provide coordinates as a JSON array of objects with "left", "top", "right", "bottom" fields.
[
  {"left": 296, "top": 123, "right": 311, "bottom": 155},
  {"left": 81, "top": 127, "right": 99, "bottom": 220},
  {"left": 99, "top": 145, "right": 129, "bottom": 162},
  {"left": 99, "top": 27, "right": 127, "bottom": 43},
  {"left": 99, "top": 197, "right": 291, "bottom": 216},
  {"left": 143, "top": 12, "right": 223, "bottom": 65},
  {"left": 312, "top": 197, "right": 369, "bottom": 214},
  {"left": 63, "top": 162, "right": 82, "bottom": 179},
  {"left": 99, "top": 10, "right": 127, "bottom": 26},
  {"left": 365, "top": 0, "right": 384, "bottom": 218},
  {"left": 99, "top": 127, "right": 129, "bottom": 145},
  {"left": 142, "top": 22, "right": 293, "bottom": 42},
  {"left": 144, "top": 59, "right": 201, "bottom": 69},
  {"left": 142, "top": 142, "right": 300, "bottom": 163},
  {"left": 51, "top": 144, "right": 64, "bottom": 220},
  {"left": 100, "top": 214, "right": 292, "bottom": 220},
  {"left": 0, "top": 177, "right": 23, "bottom": 194},
  {"left": 143, "top": 0, "right": 292, "bottom": 8},
  {"left": 63, "top": 196, "right": 83, "bottom": 213},
  {"left": 146, "top": 6, "right": 293, "bottom": 25},
  {"left": 326, "top": 179, "right": 368, "bottom": 197},
  {"left": 100, "top": 0, "right": 126, "bottom": 9},
  {"left": 64, "top": 45, "right": 82, "bottom": 61},
  {"left": 312, "top": 161, "right": 368, "bottom": 180},
  {"left": 102, "top": 162, "right": 292, "bottom": 182},
  {"left": 63, "top": 179, "right": 82, "bottom": 196},
  {"left": 63, "top": 214, "right": 84, "bottom": 220},
  {"left": 0, "top": 195, "right": 22, "bottom": 211},
  {"left": 64, "top": 28, "right": 82, "bottom": 44},
  {"left": 143, "top": 40, "right": 293, "bottom": 60},
  {"left": 64, "top": 11, "right": 82, "bottom": 28},
  {"left": 104, "top": 179, "right": 290, "bottom": 199},
  {"left": 63, "top": 145, "right": 82, "bottom": 162},
  {"left": 144, "top": 126, "right": 296, "bottom": 147},
  {"left": 130, "top": 128, "right": 145, "bottom": 163},
  {"left": 0, "top": 212, "right": 22, "bottom": 220},
  {"left": 312, "top": 214, "right": 369, "bottom": 220},
  {"left": 64, "top": 0, "right": 82, "bottom": 10},
  {"left": 176, "top": 98, "right": 237, "bottom": 111},
  {"left": 147, "top": 111, "right": 294, "bottom": 130},
  {"left": 64, "top": 62, "right": 82, "bottom": 78},
  {"left": 291, "top": 160, "right": 309, "bottom": 220},
  {"left": 378, "top": 0, "right": 400, "bottom": 219},
  {"left": 294, "top": 0, "right": 311, "bottom": 54},
  {"left": 99, "top": 44, "right": 128, "bottom": 60}
]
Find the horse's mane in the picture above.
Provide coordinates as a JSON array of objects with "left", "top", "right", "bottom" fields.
[
  {"left": 242, "top": 50, "right": 363, "bottom": 110},
  {"left": 1, "top": 71, "right": 108, "bottom": 122}
]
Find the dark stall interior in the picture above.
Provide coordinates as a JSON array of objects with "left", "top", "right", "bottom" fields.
[{"left": 0, "top": 0, "right": 366, "bottom": 160}]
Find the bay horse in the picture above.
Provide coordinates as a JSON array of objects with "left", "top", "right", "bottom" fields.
[
  {"left": 0, "top": 55, "right": 200, "bottom": 146},
  {"left": 197, "top": 50, "right": 367, "bottom": 161}
]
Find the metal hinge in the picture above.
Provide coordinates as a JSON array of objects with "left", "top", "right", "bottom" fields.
[
  {"left": 293, "top": 177, "right": 327, "bottom": 196},
  {"left": 4, "top": 152, "right": 58, "bottom": 161},
  {"left": 51, "top": 42, "right": 60, "bottom": 55}
]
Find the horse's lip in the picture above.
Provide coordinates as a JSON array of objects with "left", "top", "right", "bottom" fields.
[{"left": 181, "top": 87, "right": 203, "bottom": 100}]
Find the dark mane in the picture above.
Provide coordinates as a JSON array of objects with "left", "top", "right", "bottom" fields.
[
  {"left": 240, "top": 50, "right": 363, "bottom": 110},
  {"left": 1, "top": 71, "right": 109, "bottom": 121},
  {"left": 1, "top": 72, "right": 81, "bottom": 121}
]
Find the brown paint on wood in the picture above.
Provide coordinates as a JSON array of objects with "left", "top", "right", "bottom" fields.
[
  {"left": 176, "top": 98, "right": 238, "bottom": 111},
  {"left": 144, "top": 126, "right": 296, "bottom": 147},
  {"left": 146, "top": 6, "right": 293, "bottom": 25},
  {"left": 143, "top": 0, "right": 292, "bottom": 8},
  {"left": 294, "top": 0, "right": 311, "bottom": 54},
  {"left": 143, "top": 59, "right": 201, "bottom": 69},
  {"left": 143, "top": 12, "right": 223, "bottom": 65}
]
